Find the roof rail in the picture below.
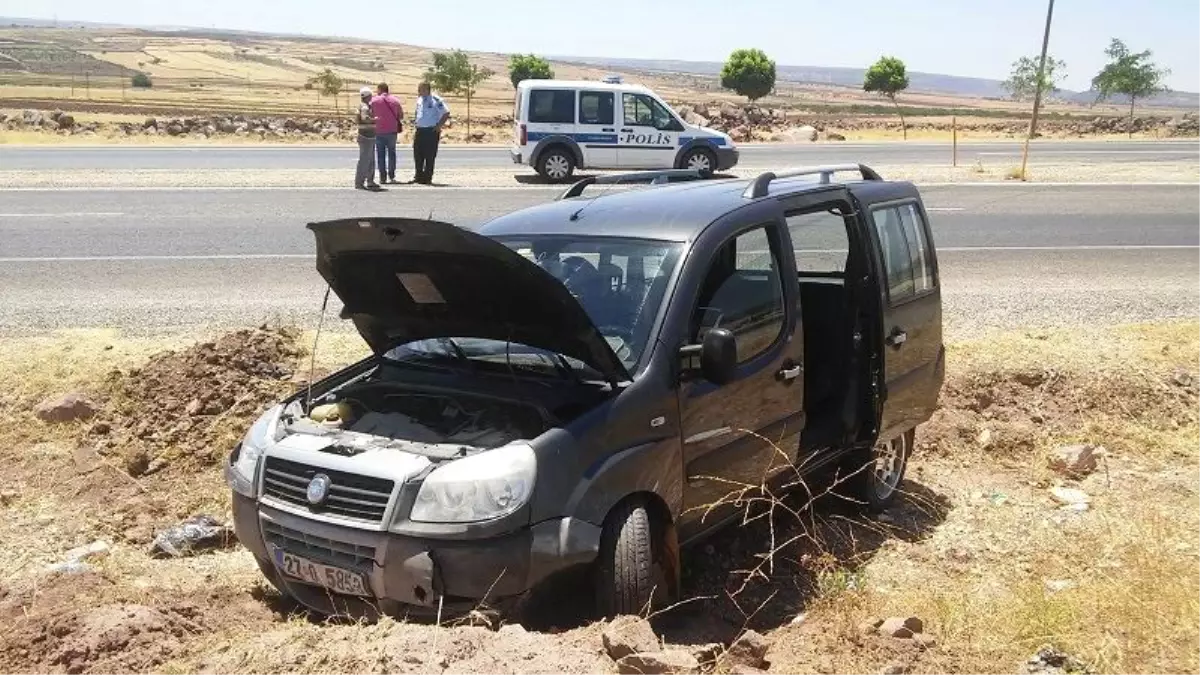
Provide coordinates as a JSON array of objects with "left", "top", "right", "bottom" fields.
[
  {"left": 742, "top": 164, "right": 883, "bottom": 199},
  {"left": 556, "top": 169, "right": 704, "bottom": 201}
]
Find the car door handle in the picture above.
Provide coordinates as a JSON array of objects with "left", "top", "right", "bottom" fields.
[
  {"left": 887, "top": 329, "right": 908, "bottom": 348},
  {"left": 777, "top": 365, "right": 802, "bottom": 381},
  {"left": 620, "top": 128, "right": 633, "bottom": 132},
  {"left": 602, "top": 128, "right": 615, "bottom": 132}
]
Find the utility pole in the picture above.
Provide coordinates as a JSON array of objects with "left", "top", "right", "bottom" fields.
[{"left": 1019, "top": 0, "right": 1055, "bottom": 181}]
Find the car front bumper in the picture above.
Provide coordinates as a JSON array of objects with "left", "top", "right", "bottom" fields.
[
  {"left": 716, "top": 147, "right": 740, "bottom": 171},
  {"left": 230, "top": 489, "right": 600, "bottom": 617}
]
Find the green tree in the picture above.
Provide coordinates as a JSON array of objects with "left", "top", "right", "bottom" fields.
[
  {"left": 720, "top": 48, "right": 776, "bottom": 104},
  {"left": 508, "top": 54, "right": 554, "bottom": 89},
  {"left": 1091, "top": 38, "right": 1171, "bottom": 137},
  {"left": 131, "top": 72, "right": 153, "bottom": 89},
  {"left": 426, "top": 50, "right": 494, "bottom": 141},
  {"left": 306, "top": 68, "right": 345, "bottom": 110},
  {"left": 863, "top": 56, "right": 911, "bottom": 139},
  {"left": 1003, "top": 55, "right": 1066, "bottom": 101}
]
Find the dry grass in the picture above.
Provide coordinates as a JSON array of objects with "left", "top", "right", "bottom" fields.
[{"left": 0, "top": 320, "right": 1196, "bottom": 674}]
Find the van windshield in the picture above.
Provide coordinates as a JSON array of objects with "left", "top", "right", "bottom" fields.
[{"left": 496, "top": 235, "right": 684, "bottom": 370}]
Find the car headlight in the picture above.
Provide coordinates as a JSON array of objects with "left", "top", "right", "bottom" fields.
[
  {"left": 410, "top": 443, "right": 536, "bottom": 523},
  {"left": 227, "top": 404, "right": 282, "bottom": 498}
]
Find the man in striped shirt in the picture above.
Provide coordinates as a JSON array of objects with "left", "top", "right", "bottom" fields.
[{"left": 355, "top": 87, "right": 383, "bottom": 192}]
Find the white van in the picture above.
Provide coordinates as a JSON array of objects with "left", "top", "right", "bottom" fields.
[{"left": 510, "top": 77, "right": 738, "bottom": 181}]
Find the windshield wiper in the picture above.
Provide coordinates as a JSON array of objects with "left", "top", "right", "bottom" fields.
[
  {"left": 438, "top": 338, "right": 476, "bottom": 374},
  {"left": 552, "top": 352, "right": 580, "bottom": 383}
]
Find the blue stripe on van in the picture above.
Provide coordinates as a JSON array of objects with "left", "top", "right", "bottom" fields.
[
  {"left": 679, "top": 136, "right": 726, "bottom": 147},
  {"left": 527, "top": 131, "right": 618, "bottom": 145}
]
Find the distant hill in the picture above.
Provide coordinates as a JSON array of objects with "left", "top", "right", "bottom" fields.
[
  {"left": 3, "top": 15, "right": 1195, "bottom": 108},
  {"left": 556, "top": 55, "right": 1199, "bottom": 109}
]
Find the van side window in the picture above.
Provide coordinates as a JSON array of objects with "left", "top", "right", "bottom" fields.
[
  {"left": 528, "top": 89, "right": 576, "bottom": 124},
  {"left": 786, "top": 208, "right": 850, "bottom": 274},
  {"left": 872, "top": 203, "right": 935, "bottom": 302},
  {"left": 623, "top": 93, "right": 673, "bottom": 129},
  {"left": 690, "top": 225, "right": 786, "bottom": 364},
  {"left": 579, "top": 91, "right": 614, "bottom": 125}
]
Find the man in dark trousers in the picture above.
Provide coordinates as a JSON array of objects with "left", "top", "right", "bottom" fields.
[{"left": 411, "top": 81, "right": 450, "bottom": 185}]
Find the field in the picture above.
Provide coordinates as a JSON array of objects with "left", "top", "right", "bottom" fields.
[
  {"left": 0, "top": 320, "right": 1196, "bottom": 673},
  {"left": 1, "top": 26, "right": 1195, "bottom": 144}
]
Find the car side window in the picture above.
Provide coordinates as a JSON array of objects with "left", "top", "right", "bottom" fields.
[
  {"left": 528, "top": 89, "right": 575, "bottom": 124},
  {"left": 690, "top": 225, "right": 786, "bottom": 364},
  {"left": 623, "top": 93, "right": 674, "bottom": 129},
  {"left": 579, "top": 91, "right": 614, "bottom": 125},
  {"left": 872, "top": 202, "right": 935, "bottom": 302}
]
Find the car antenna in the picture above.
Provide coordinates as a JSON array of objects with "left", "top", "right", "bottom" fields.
[
  {"left": 569, "top": 175, "right": 625, "bottom": 222},
  {"left": 305, "top": 284, "right": 332, "bottom": 414}
]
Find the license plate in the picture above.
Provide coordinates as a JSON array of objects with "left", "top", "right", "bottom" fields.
[{"left": 272, "top": 547, "right": 370, "bottom": 597}]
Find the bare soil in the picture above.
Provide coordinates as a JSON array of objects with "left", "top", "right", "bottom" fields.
[{"left": 0, "top": 321, "right": 1196, "bottom": 674}]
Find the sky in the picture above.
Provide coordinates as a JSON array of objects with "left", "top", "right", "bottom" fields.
[{"left": 7, "top": 0, "right": 1199, "bottom": 92}]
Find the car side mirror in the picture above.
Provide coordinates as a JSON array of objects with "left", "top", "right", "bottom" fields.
[{"left": 681, "top": 328, "right": 737, "bottom": 385}]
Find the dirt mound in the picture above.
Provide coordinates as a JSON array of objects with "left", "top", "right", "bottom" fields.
[
  {"left": 6, "top": 603, "right": 202, "bottom": 674},
  {"left": 90, "top": 326, "right": 305, "bottom": 475},
  {"left": 922, "top": 365, "right": 1199, "bottom": 456},
  {"left": 194, "top": 619, "right": 612, "bottom": 674}
]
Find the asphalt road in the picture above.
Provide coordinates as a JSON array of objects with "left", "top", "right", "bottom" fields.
[
  {"left": 1, "top": 184, "right": 1196, "bottom": 339},
  {"left": 1, "top": 140, "right": 1196, "bottom": 172}
]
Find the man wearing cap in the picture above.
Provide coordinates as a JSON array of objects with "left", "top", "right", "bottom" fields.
[
  {"left": 355, "top": 86, "right": 383, "bottom": 191},
  {"left": 411, "top": 81, "right": 450, "bottom": 185}
]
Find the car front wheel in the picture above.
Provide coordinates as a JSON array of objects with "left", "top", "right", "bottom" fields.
[
  {"left": 537, "top": 148, "right": 576, "bottom": 182},
  {"left": 680, "top": 147, "right": 716, "bottom": 177},
  {"left": 595, "top": 497, "right": 676, "bottom": 618}
]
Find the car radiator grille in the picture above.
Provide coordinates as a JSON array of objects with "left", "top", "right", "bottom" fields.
[
  {"left": 261, "top": 520, "right": 377, "bottom": 571},
  {"left": 261, "top": 457, "right": 394, "bottom": 524}
]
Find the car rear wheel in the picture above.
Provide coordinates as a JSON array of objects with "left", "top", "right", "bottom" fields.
[
  {"left": 595, "top": 497, "right": 676, "bottom": 618},
  {"left": 537, "top": 147, "right": 576, "bottom": 182},
  {"left": 681, "top": 147, "right": 716, "bottom": 178},
  {"left": 846, "top": 429, "right": 913, "bottom": 512}
]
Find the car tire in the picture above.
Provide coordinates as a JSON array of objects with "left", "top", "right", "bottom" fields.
[
  {"left": 680, "top": 147, "right": 717, "bottom": 178},
  {"left": 845, "top": 429, "right": 913, "bottom": 513},
  {"left": 537, "top": 147, "right": 576, "bottom": 182},
  {"left": 595, "top": 497, "right": 675, "bottom": 618}
]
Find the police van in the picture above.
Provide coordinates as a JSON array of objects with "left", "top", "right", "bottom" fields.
[{"left": 511, "top": 77, "right": 738, "bottom": 181}]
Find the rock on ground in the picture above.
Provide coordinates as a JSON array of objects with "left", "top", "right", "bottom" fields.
[
  {"left": 1049, "top": 445, "right": 1100, "bottom": 478},
  {"left": 35, "top": 393, "right": 98, "bottom": 423},
  {"left": 718, "top": 629, "right": 770, "bottom": 669},
  {"left": 602, "top": 616, "right": 660, "bottom": 661},
  {"left": 616, "top": 650, "right": 701, "bottom": 675},
  {"left": 1049, "top": 486, "right": 1090, "bottom": 507},
  {"left": 878, "top": 616, "right": 924, "bottom": 638}
]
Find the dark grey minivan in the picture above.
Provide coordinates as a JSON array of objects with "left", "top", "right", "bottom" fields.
[{"left": 225, "top": 165, "right": 945, "bottom": 619}]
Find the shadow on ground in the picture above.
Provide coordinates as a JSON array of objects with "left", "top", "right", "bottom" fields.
[{"left": 516, "top": 477, "right": 951, "bottom": 639}]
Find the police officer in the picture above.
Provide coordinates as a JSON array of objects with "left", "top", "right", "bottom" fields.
[{"left": 411, "top": 81, "right": 450, "bottom": 185}]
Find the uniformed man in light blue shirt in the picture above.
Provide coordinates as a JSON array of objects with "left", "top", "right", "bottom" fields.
[{"left": 411, "top": 81, "right": 450, "bottom": 185}]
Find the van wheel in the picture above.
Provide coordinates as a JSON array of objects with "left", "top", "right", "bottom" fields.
[
  {"left": 680, "top": 148, "right": 716, "bottom": 177},
  {"left": 846, "top": 429, "right": 913, "bottom": 512},
  {"left": 537, "top": 148, "right": 576, "bottom": 182},
  {"left": 595, "top": 497, "right": 676, "bottom": 618}
]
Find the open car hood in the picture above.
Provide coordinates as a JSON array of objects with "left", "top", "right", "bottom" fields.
[{"left": 307, "top": 217, "right": 631, "bottom": 384}]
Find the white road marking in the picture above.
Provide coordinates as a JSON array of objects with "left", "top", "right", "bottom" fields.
[
  {"left": 978, "top": 150, "right": 1198, "bottom": 156},
  {"left": 3, "top": 245, "right": 1195, "bottom": 263},
  {"left": 0, "top": 212, "right": 125, "bottom": 217}
]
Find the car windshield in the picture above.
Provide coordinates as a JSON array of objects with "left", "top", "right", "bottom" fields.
[{"left": 382, "top": 236, "right": 683, "bottom": 378}]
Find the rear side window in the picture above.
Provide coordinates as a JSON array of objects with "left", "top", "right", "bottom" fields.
[
  {"left": 872, "top": 202, "right": 935, "bottom": 303},
  {"left": 579, "top": 91, "right": 614, "bottom": 125},
  {"left": 528, "top": 89, "right": 575, "bottom": 124}
]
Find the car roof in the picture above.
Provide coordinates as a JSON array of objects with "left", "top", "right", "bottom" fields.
[
  {"left": 516, "top": 79, "right": 653, "bottom": 94},
  {"left": 478, "top": 175, "right": 877, "bottom": 242}
]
